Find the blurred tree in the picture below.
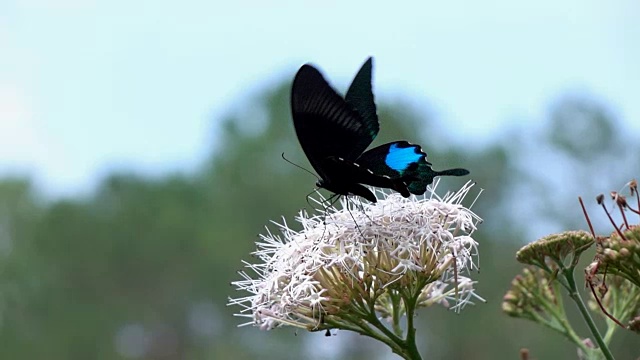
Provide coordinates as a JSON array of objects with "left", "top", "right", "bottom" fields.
[
  {"left": 0, "top": 179, "right": 45, "bottom": 356},
  {"left": 0, "top": 78, "right": 637, "bottom": 359}
]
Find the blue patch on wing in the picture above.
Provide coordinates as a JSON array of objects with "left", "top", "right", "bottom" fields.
[{"left": 385, "top": 143, "right": 423, "bottom": 172}]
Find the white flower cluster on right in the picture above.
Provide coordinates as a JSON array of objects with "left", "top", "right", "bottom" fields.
[{"left": 230, "top": 180, "right": 484, "bottom": 331}]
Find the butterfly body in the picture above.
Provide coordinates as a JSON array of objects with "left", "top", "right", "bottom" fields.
[
  {"left": 314, "top": 155, "right": 412, "bottom": 202},
  {"left": 291, "top": 57, "right": 469, "bottom": 202}
]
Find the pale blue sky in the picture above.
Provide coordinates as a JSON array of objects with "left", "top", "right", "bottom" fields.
[{"left": 1, "top": 0, "right": 638, "bottom": 197}]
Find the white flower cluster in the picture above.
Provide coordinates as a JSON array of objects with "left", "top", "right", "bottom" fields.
[{"left": 229, "top": 181, "right": 483, "bottom": 330}]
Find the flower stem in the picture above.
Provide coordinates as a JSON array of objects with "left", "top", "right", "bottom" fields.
[
  {"left": 562, "top": 266, "right": 615, "bottom": 360},
  {"left": 331, "top": 316, "right": 405, "bottom": 356},
  {"left": 524, "top": 280, "right": 588, "bottom": 352},
  {"left": 402, "top": 293, "right": 423, "bottom": 360},
  {"left": 358, "top": 310, "right": 420, "bottom": 360},
  {"left": 391, "top": 291, "right": 404, "bottom": 337},
  {"left": 354, "top": 290, "right": 424, "bottom": 360}
]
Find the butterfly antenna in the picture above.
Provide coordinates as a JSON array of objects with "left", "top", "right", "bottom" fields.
[{"left": 281, "top": 153, "right": 320, "bottom": 181}]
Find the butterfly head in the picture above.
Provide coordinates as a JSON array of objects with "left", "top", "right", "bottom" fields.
[{"left": 316, "top": 179, "right": 340, "bottom": 195}]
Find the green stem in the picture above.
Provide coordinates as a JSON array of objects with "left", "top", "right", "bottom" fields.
[
  {"left": 365, "top": 312, "right": 406, "bottom": 348},
  {"left": 360, "top": 309, "right": 419, "bottom": 360},
  {"left": 366, "top": 297, "right": 407, "bottom": 348},
  {"left": 403, "top": 299, "right": 422, "bottom": 360},
  {"left": 562, "top": 266, "right": 615, "bottom": 360},
  {"left": 330, "top": 316, "right": 406, "bottom": 356},
  {"left": 602, "top": 321, "right": 616, "bottom": 346},
  {"left": 365, "top": 288, "right": 423, "bottom": 360},
  {"left": 532, "top": 298, "right": 588, "bottom": 350},
  {"left": 398, "top": 288, "right": 422, "bottom": 360},
  {"left": 545, "top": 281, "right": 590, "bottom": 351},
  {"left": 391, "top": 291, "right": 404, "bottom": 337}
]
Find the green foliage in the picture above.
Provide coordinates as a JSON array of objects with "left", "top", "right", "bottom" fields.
[{"left": 0, "top": 79, "right": 637, "bottom": 359}]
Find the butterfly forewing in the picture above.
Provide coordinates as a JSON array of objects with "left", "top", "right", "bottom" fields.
[
  {"left": 345, "top": 57, "right": 379, "bottom": 155},
  {"left": 291, "top": 65, "right": 377, "bottom": 178}
]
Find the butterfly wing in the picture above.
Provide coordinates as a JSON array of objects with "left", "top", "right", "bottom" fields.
[
  {"left": 345, "top": 57, "right": 379, "bottom": 144},
  {"left": 357, "top": 141, "right": 470, "bottom": 195},
  {"left": 291, "top": 58, "right": 468, "bottom": 201},
  {"left": 291, "top": 63, "right": 377, "bottom": 180}
]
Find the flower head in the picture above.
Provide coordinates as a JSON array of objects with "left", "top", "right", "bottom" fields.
[
  {"left": 229, "top": 181, "right": 483, "bottom": 332},
  {"left": 516, "top": 231, "right": 594, "bottom": 269},
  {"left": 584, "top": 179, "right": 640, "bottom": 331},
  {"left": 590, "top": 226, "right": 640, "bottom": 288},
  {"left": 502, "top": 267, "right": 558, "bottom": 321}
]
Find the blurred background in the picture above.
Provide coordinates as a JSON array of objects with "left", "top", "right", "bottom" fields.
[{"left": 1, "top": 1, "right": 639, "bottom": 359}]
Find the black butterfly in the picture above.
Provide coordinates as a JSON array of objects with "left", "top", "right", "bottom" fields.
[{"left": 291, "top": 57, "right": 469, "bottom": 203}]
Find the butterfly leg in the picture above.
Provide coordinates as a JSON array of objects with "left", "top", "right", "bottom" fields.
[
  {"left": 350, "top": 195, "right": 379, "bottom": 226},
  {"left": 343, "top": 198, "right": 368, "bottom": 239},
  {"left": 320, "top": 193, "right": 343, "bottom": 241}
]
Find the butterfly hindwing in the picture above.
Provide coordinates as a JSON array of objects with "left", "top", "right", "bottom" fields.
[
  {"left": 358, "top": 141, "right": 470, "bottom": 195},
  {"left": 405, "top": 164, "right": 470, "bottom": 195},
  {"left": 358, "top": 141, "right": 424, "bottom": 177}
]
